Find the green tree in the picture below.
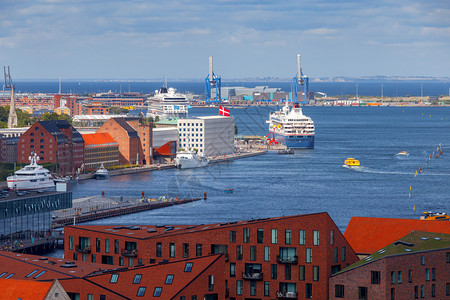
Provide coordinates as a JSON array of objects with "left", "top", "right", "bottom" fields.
[
  {"left": 40, "top": 112, "right": 71, "bottom": 123},
  {"left": 109, "top": 106, "right": 129, "bottom": 115}
]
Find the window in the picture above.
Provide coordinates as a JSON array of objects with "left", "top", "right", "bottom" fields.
[
  {"left": 414, "top": 285, "right": 419, "bottom": 299},
  {"left": 196, "top": 244, "right": 202, "bottom": 256},
  {"left": 271, "top": 264, "right": 277, "bottom": 279},
  {"left": 264, "top": 281, "right": 270, "bottom": 296},
  {"left": 110, "top": 274, "right": 119, "bottom": 283},
  {"left": 156, "top": 242, "right": 162, "bottom": 257},
  {"left": 398, "top": 271, "right": 402, "bottom": 283},
  {"left": 237, "top": 280, "right": 243, "bottom": 295},
  {"left": 230, "top": 231, "right": 236, "bottom": 243},
  {"left": 371, "top": 271, "right": 380, "bottom": 284},
  {"left": 391, "top": 271, "right": 395, "bottom": 284},
  {"left": 88, "top": 294, "right": 93, "bottom": 300},
  {"left": 165, "top": 274, "right": 174, "bottom": 284},
  {"left": 153, "top": 287, "right": 162, "bottom": 297},
  {"left": 5, "top": 273, "right": 14, "bottom": 279},
  {"left": 391, "top": 288, "right": 395, "bottom": 300},
  {"left": 119, "top": 257, "right": 123, "bottom": 266},
  {"left": 264, "top": 246, "right": 270, "bottom": 261},
  {"left": 26, "top": 270, "right": 38, "bottom": 278},
  {"left": 421, "top": 256, "right": 425, "bottom": 265},
  {"left": 34, "top": 271, "right": 46, "bottom": 279},
  {"left": 313, "top": 230, "right": 319, "bottom": 245},
  {"left": 285, "top": 230, "right": 291, "bottom": 244},
  {"left": 299, "top": 230, "right": 305, "bottom": 245},
  {"left": 184, "top": 262, "right": 193, "bottom": 272},
  {"left": 342, "top": 246, "right": 346, "bottom": 261},
  {"left": 447, "top": 252, "right": 450, "bottom": 263},
  {"left": 170, "top": 243, "right": 176, "bottom": 257},
  {"left": 306, "top": 248, "right": 312, "bottom": 263},
  {"left": 271, "top": 229, "right": 277, "bottom": 244},
  {"left": 114, "top": 239, "right": 119, "bottom": 254},
  {"left": 420, "top": 285, "right": 424, "bottom": 298},
  {"left": 250, "top": 281, "right": 256, "bottom": 296},
  {"left": 96, "top": 238, "right": 100, "bottom": 252},
  {"left": 257, "top": 229, "right": 264, "bottom": 243},
  {"left": 431, "top": 268, "right": 435, "bottom": 281},
  {"left": 446, "top": 283, "right": 450, "bottom": 296},
  {"left": 426, "top": 268, "right": 430, "bottom": 281},
  {"left": 0, "top": 272, "right": 6, "bottom": 278},
  {"left": 358, "top": 286, "right": 367, "bottom": 299},
  {"left": 230, "top": 263, "right": 236, "bottom": 277},
  {"left": 250, "top": 246, "right": 256, "bottom": 261},
  {"left": 409, "top": 270, "right": 413, "bottom": 283},
  {"left": 299, "top": 265, "right": 305, "bottom": 281},
  {"left": 335, "top": 285, "right": 345, "bottom": 298},
  {"left": 69, "top": 236, "right": 73, "bottom": 250},
  {"left": 334, "top": 247, "right": 338, "bottom": 262},
  {"left": 306, "top": 283, "right": 312, "bottom": 299},
  {"left": 330, "top": 230, "right": 335, "bottom": 245},
  {"left": 431, "top": 284, "right": 435, "bottom": 297},
  {"left": 284, "top": 264, "right": 291, "bottom": 280},
  {"left": 313, "top": 266, "right": 319, "bottom": 281},
  {"left": 183, "top": 243, "right": 189, "bottom": 258},
  {"left": 105, "top": 239, "right": 110, "bottom": 253},
  {"left": 236, "top": 245, "right": 243, "bottom": 260},
  {"left": 133, "top": 274, "right": 142, "bottom": 284},
  {"left": 243, "top": 228, "right": 250, "bottom": 243},
  {"left": 208, "top": 275, "right": 214, "bottom": 291},
  {"left": 92, "top": 254, "right": 96, "bottom": 263}
]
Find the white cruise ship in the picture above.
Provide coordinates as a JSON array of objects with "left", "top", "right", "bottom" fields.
[
  {"left": 7, "top": 153, "right": 55, "bottom": 191},
  {"left": 267, "top": 103, "right": 315, "bottom": 148},
  {"left": 146, "top": 87, "right": 188, "bottom": 119},
  {"left": 175, "top": 149, "right": 209, "bottom": 169}
]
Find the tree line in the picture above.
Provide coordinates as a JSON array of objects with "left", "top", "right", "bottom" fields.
[{"left": 0, "top": 106, "right": 71, "bottom": 128}]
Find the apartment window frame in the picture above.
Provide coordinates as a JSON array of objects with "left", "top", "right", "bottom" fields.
[
  {"left": 271, "top": 229, "right": 277, "bottom": 244},
  {"left": 299, "top": 230, "right": 305, "bottom": 245},
  {"left": 196, "top": 244, "right": 202, "bottom": 257},
  {"left": 285, "top": 229, "right": 292, "bottom": 245},
  {"left": 371, "top": 271, "right": 381, "bottom": 284},
  {"left": 313, "top": 230, "right": 319, "bottom": 246},
  {"left": 335, "top": 285, "right": 345, "bottom": 298},
  {"left": 230, "top": 231, "right": 236, "bottom": 243},
  {"left": 257, "top": 228, "right": 264, "bottom": 244},
  {"left": 330, "top": 230, "right": 335, "bottom": 245},
  {"left": 299, "top": 265, "right": 305, "bottom": 281},
  {"left": 264, "top": 246, "right": 270, "bottom": 261},
  {"left": 243, "top": 228, "right": 250, "bottom": 243}
]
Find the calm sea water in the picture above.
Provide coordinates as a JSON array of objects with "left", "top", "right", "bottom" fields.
[
  {"left": 69, "top": 106, "right": 450, "bottom": 232},
  {"left": 11, "top": 81, "right": 450, "bottom": 97}
]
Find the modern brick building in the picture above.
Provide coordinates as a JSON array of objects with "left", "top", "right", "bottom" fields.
[
  {"left": 329, "top": 231, "right": 450, "bottom": 300},
  {"left": 82, "top": 132, "right": 119, "bottom": 170},
  {"left": 80, "top": 102, "right": 109, "bottom": 115},
  {"left": 96, "top": 117, "right": 152, "bottom": 165},
  {"left": 344, "top": 217, "right": 450, "bottom": 257},
  {"left": 64, "top": 212, "right": 359, "bottom": 299},
  {"left": 17, "top": 120, "right": 84, "bottom": 175},
  {"left": 0, "top": 251, "right": 224, "bottom": 300},
  {"left": 0, "top": 134, "right": 6, "bottom": 162}
]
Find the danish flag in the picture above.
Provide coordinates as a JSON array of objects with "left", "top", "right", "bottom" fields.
[{"left": 219, "top": 105, "right": 230, "bottom": 117}]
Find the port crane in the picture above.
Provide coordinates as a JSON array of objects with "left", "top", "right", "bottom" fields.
[
  {"left": 4, "top": 66, "right": 18, "bottom": 128},
  {"left": 292, "top": 54, "right": 309, "bottom": 104},
  {"left": 204, "top": 56, "right": 222, "bottom": 103}
]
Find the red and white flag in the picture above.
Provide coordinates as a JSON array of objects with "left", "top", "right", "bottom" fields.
[{"left": 219, "top": 105, "right": 230, "bottom": 117}]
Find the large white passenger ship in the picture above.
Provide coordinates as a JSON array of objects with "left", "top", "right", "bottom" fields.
[
  {"left": 146, "top": 87, "right": 188, "bottom": 119},
  {"left": 267, "top": 103, "right": 315, "bottom": 148},
  {"left": 7, "top": 153, "right": 55, "bottom": 190}
]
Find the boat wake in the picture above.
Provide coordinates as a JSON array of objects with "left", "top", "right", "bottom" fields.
[{"left": 343, "top": 165, "right": 450, "bottom": 176}]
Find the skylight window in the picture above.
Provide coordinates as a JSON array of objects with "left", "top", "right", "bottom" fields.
[
  {"left": 137, "top": 287, "right": 146, "bottom": 297},
  {"left": 5, "top": 273, "right": 14, "bottom": 279},
  {"left": 184, "top": 262, "right": 193, "bottom": 272},
  {"left": 110, "top": 274, "right": 119, "bottom": 283},
  {"left": 26, "top": 270, "right": 39, "bottom": 278},
  {"left": 165, "top": 274, "right": 174, "bottom": 284},
  {"left": 153, "top": 287, "right": 162, "bottom": 297},
  {"left": 0, "top": 272, "right": 7, "bottom": 278},
  {"left": 33, "top": 271, "right": 46, "bottom": 279},
  {"left": 133, "top": 274, "right": 142, "bottom": 284}
]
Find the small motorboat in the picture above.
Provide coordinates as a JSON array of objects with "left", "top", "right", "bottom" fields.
[
  {"left": 224, "top": 189, "right": 234, "bottom": 193},
  {"left": 396, "top": 151, "right": 409, "bottom": 156},
  {"left": 344, "top": 158, "right": 360, "bottom": 167},
  {"left": 278, "top": 149, "right": 294, "bottom": 155},
  {"left": 420, "top": 211, "right": 449, "bottom": 221}
]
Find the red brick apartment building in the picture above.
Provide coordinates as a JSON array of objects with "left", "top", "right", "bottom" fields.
[
  {"left": 17, "top": 120, "right": 84, "bottom": 174},
  {"left": 97, "top": 117, "right": 152, "bottom": 165},
  {"left": 329, "top": 231, "right": 450, "bottom": 300},
  {"left": 65, "top": 212, "right": 359, "bottom": 299},
  {"left": 81, "top": 102, "right": 109, "bottom": 115},
  {"left": 0, "top": 251, "right": 223, "bottom": 299},
  {"left": 344, "top": 217, "right": 450, "bottom": 256}
]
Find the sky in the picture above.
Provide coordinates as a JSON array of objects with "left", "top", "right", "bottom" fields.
[{"left": 1, "top": 0, "right": 449, "bottom": 80}]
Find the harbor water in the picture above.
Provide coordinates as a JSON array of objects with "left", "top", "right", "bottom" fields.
[{"left": 70, "top": 106, "right": 450, "bottom": 232}]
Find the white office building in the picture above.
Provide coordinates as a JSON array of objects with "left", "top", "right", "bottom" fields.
[{"left": 177, "top": 116, "right": 235, "bottom": 156}]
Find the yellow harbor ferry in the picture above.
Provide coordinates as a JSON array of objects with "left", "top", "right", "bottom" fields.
[{"left": 344, "top": 158, "right": 360, "bottom": 167}]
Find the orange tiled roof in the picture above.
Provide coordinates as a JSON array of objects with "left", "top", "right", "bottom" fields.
[
  {"left": 0, "top": 278, "right": 53, "bottom": 300},
  {"left": 344, "top": 217, "right": 450, "bottom": 254},
  {"left": 82, "top": 132, "right": 118, "bottom": 147}
]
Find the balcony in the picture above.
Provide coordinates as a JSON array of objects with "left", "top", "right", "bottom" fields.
[
  {"left": 122, "top": 249, "right": 138, "bottom": 257},
  {"left": 75, "top": 245, "right": 91, "bottom": 253},
  {"left": 242, "top": 272, "right": 263, "bottom": 281},
  {"left": 277, "top": 256, "right": 298, "bottom": 264},
  {"left": 277, "top": 291, "right": 298, "bottom": 299}
]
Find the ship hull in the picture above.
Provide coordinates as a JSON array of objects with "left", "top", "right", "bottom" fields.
[{"left": 274, "top": 133, "right": 315, "bottom": 149}]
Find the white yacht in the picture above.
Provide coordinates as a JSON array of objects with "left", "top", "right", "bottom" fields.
[
  {"left": 175, "top": 149, "right": 209, "bottom": 169},
  {"left": 7, "top": 153, "right": 55, "bottom": 191},
  {"left": 146, "top": 87, "right": 188, "bottom": 119},
  {"left": 94, "top": 164, "right": 110, "bottom": 179}
]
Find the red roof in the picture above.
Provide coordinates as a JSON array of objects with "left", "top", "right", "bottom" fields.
[
  {"left": 344, "top": 217, "right": 450, "bottom": 254},
  {"left": 0, "top": 279, "right": 53, "bottom": 300},
  {"left": 82, "top": 132, "right": 118, "bottom": 147}
]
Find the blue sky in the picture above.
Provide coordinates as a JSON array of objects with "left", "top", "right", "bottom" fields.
[{"left": 1, "top": 0, "right": 449, "bottom": 79}]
